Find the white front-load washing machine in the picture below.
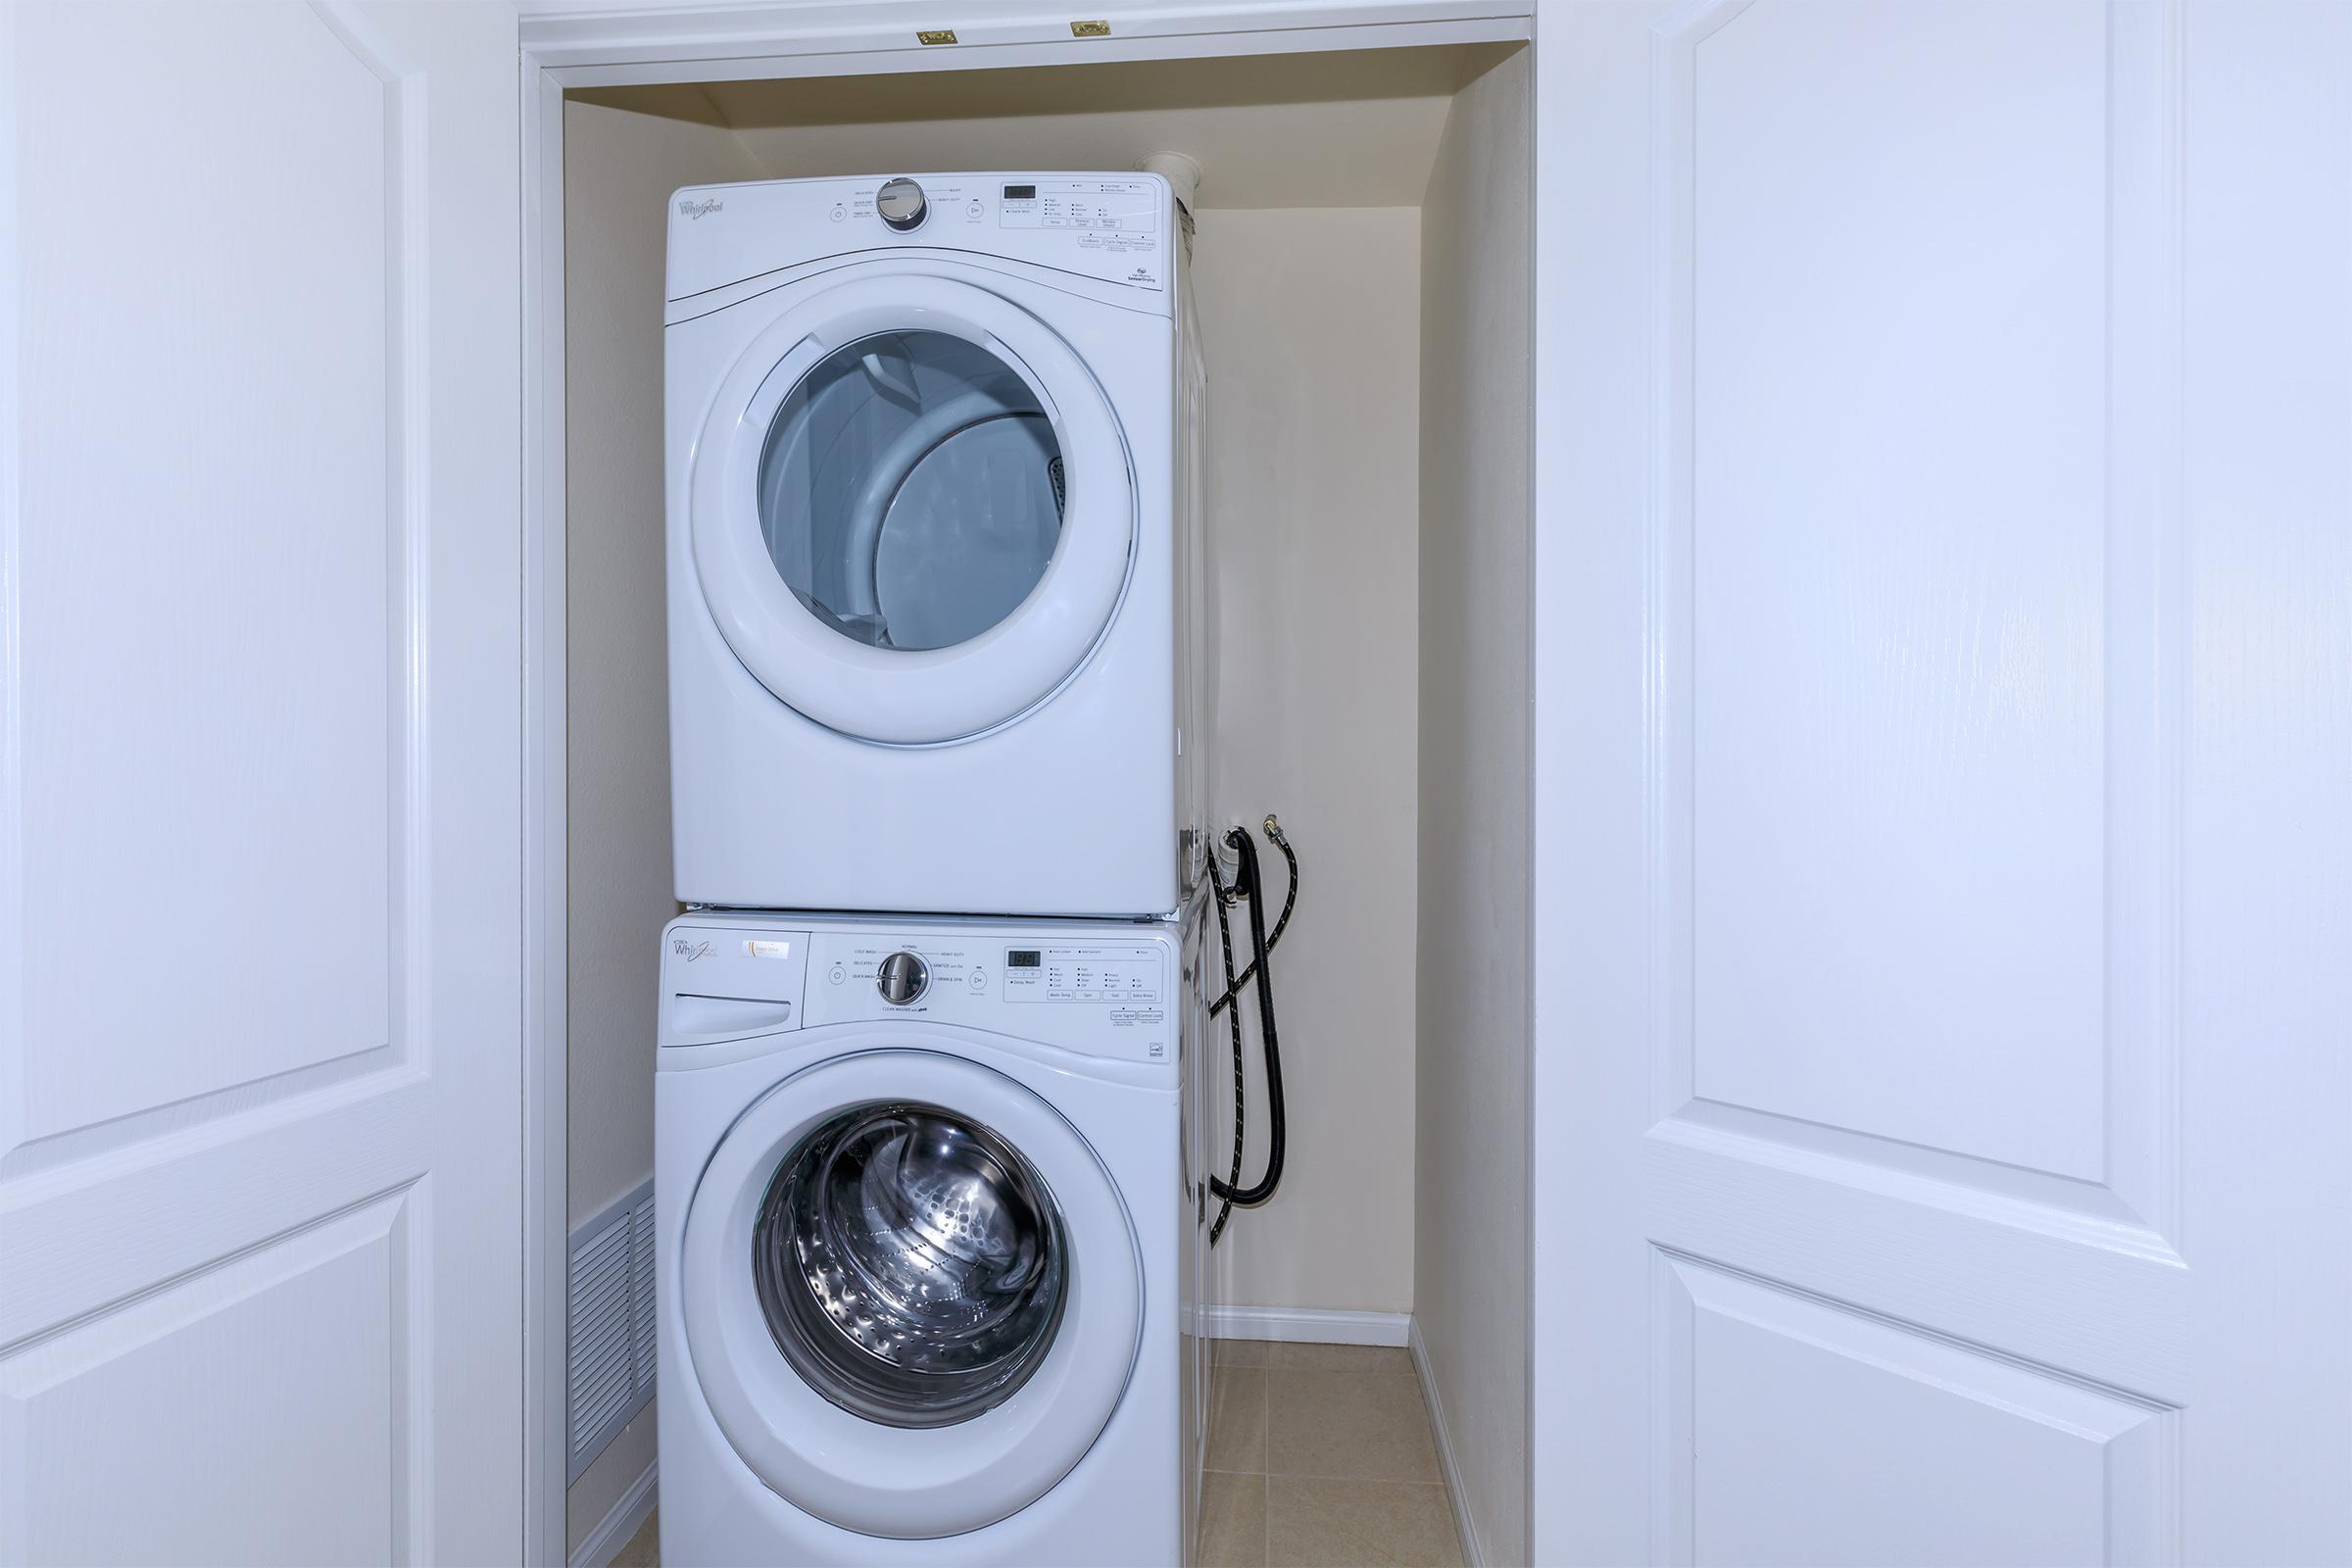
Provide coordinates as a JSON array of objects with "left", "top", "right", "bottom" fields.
[
  {"left": 665, "top": 172, "right": 1206, "bottom": 916},
  {"left": 655, "top": 910, "right": 1210, "bottom": 1567}
]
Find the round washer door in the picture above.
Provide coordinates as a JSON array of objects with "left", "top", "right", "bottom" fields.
[
  {"left": 681, "top": 1046, "right": 1143, "bottom": 1539},
  {"left": 690, "top": 271, "right": 1136, "bottom": 745}
]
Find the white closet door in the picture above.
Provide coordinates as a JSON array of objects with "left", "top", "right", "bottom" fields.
[
  {"left": 0, "top": 3, "right": 523, "bottom": 1563},
  {"left": 1532, "top": 0, "right": 2351, "bottom": 1562}
]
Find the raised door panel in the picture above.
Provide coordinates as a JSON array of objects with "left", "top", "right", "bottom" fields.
[
  {"left": 1648, "top": 0, "right": 2184, "bottom": 1257},
  {"left": 7, "top": 0, "right": 404, "bottom": 1165},
  {"left": 1663, "top": 1257, "right": 2171, "bottom": 1568},
  {"left": 0, "top": 1195, "right": 414, "bottom": 1567},
  {"left": 1686, "top": 0, "right": 2111, "bottom": 1184}
]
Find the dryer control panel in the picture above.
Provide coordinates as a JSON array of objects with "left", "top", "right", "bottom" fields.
[
  {"left": 665, "top": 172, "right": 1175, "bottom": 305},
  {"left": 661, "top": 917, "right": 1178, "bottom": 1063}
]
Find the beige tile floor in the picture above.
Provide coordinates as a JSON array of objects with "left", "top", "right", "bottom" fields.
[
  {"left": 611, "top": 1509, "right": 659, "bottom": 1568},
  {"left": 605, "top": 1341, "right": 1464, "bottom": 1568},
  {"left": 1196, "top": 1340, "right": 1464, "bottom": 1568}
]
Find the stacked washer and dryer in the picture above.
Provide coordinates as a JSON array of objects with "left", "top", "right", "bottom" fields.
[{"left": 656, "top": 171, "right": 1212, "bottom": 1566}]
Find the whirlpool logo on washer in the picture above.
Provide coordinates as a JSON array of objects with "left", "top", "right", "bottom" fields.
[
  {"left": 676, "top": 197, "right": 723, "bottom": 220},
  {"left": 670, "top": 937, "right": 714, "bottom": 961}
]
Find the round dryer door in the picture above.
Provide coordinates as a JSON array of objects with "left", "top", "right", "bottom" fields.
[
  {"left": 680, "top": 1044, "right": 1143, "bottom": 1539},
  {"left": 689, "top": 270, "right": 1137, "bottom": 745}
]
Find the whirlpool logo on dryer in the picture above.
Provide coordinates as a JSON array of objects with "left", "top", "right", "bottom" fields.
[{"left": 677, "top": 197, "right": 723, "bottom": 220}]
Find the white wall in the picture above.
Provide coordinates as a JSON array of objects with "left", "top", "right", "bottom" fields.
[
  {"left": 1414, "top": 50, "right": 1531, "bottom": 1568},
  {"left": 563, "top": 94, "right": 764, "bottom": 1556},
  {"left": 1191, "top": 207, "right": 1423, "bottom": 1315}
]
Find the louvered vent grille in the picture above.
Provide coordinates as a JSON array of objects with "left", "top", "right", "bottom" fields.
[
  {"left": 567, "top": 1178, "right": 656, "bottom": 1482},
  {"left": 630, "top": 1200, "right": 658, "bottom": 1393}
]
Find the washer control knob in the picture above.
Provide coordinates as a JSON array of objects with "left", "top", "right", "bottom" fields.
[
  {"left": 876, "top": 177, "right": 928, "bottom": 232},
  {"left": 877, "top": 951, "right": 929, "bottom": 1005}
]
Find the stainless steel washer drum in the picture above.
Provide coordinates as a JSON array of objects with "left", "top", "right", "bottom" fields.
[{"left": 752, "top": 1101, "right": 1068, "bottom": 1428}]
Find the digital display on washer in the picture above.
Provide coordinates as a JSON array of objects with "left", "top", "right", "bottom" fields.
[
  {"left": 1002, "top": 184, "right": 1037, "bottom": 200},
  {"left": 1006, "top": 949, "right": 1042, "bottom": 968}
]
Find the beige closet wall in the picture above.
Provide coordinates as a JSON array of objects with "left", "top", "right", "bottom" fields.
[
  {"left": 1413, "top": 51, "right": 1532, "bottom": 1568},
  {"left": 1192, "top": 207, "right": 1422, "bottom": 1315},
  {"left": 562, "top": 66, "right": 1502, "bottom": 1520},
  {"left": 564, "top": 95, "right": 766, "bottom": 1555}
]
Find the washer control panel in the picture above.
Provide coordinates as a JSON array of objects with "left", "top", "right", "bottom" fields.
[
  {"left": 662, "top": 918, "right": 1180, "bottom": 1063},
  {"left": 810, "top": 929, "right": 1174, "bottom": 1062},
  {"left": 1002, "top": 946, "right": 1160, "bottom": 1004}
]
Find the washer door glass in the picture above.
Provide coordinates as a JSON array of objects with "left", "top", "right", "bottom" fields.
[
  {"left": 758, "top": 331, "right": 1065, "bottom": 654},
  {"left": 753, "top": 1101, "right": 1068, "bottom": 1429}
]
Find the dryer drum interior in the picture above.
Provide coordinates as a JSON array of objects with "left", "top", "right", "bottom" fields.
[
  {"left": 756, "top": 328, "right": 1068, "bottom": 654},
  {"left": 752, "top": 1099, "right": 1071, "bottom": 1429}
]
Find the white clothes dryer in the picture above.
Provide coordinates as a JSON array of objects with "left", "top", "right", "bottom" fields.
[
  {"left": 655, "top": 911, "right": 1211, "bottom": 1567},
  {"left": 664, "top": 173, "right": 1207, "bottom": 916}
]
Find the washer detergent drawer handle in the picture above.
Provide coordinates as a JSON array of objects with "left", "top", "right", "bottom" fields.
[{"left": 671, "top": 994, "right": 795, "bottom": 1037}]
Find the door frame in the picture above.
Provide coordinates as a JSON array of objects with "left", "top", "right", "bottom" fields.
[{"left": 514, "top": 4, "right": 1535, "bottom": 1561}]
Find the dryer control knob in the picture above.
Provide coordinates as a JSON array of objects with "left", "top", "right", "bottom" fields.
[
  {"left": 877, "top": 951, "right": 930, "bottom": 1005},
  {"left": 876, "top": 177, "right": 928, "bottom": 232}
]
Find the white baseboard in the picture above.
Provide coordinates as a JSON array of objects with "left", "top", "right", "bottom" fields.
[
  {"left": 1409, "top": 1318, "right": 1487, "bottom": 1568},
  {"left": 568, "top": 1459, "right": 656, "bottom": 1568},
  {"left": 1201, "top": 1304, "right": 1411, "bottom": 1347}
]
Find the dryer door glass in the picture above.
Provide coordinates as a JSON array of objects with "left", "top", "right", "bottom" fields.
[
  {"left": 758, "top": 330, "right": 1065, "bottom": 653},
  {"left": 753, "top": 1100, "right": 1069, "bottom": 1428}
]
